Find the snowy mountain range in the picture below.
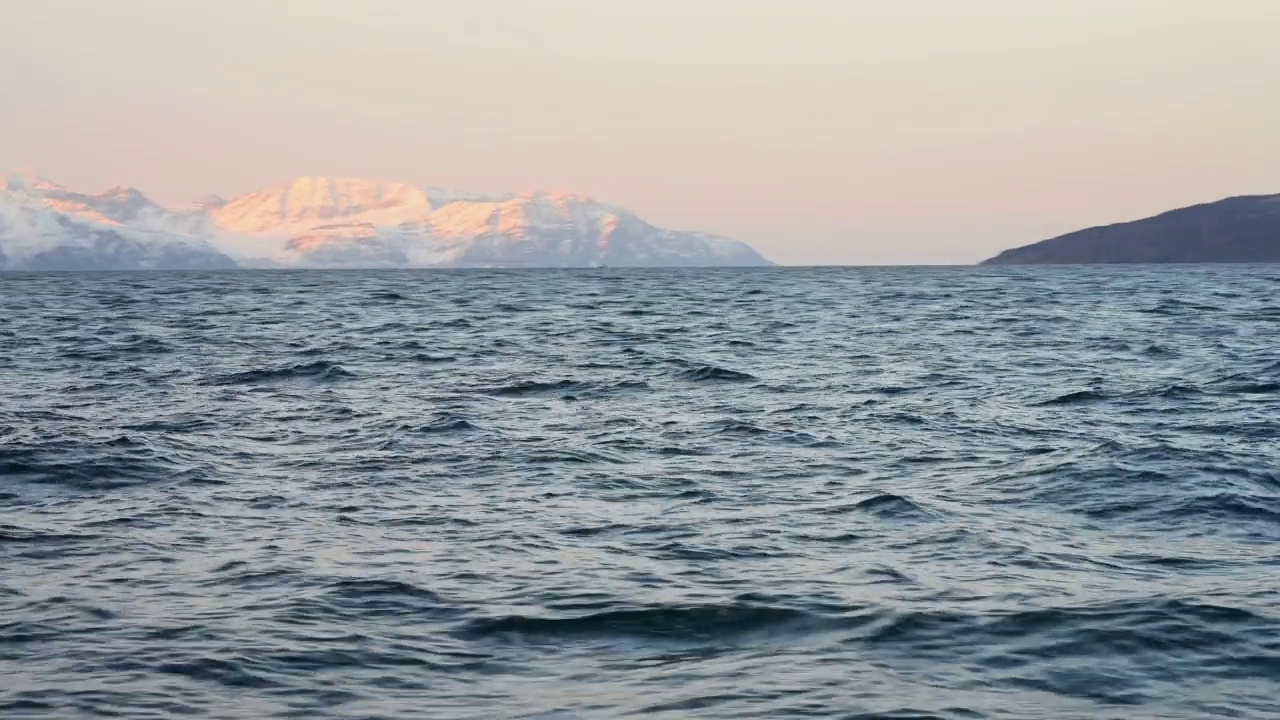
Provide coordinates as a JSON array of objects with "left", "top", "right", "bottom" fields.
[{"left": 0, "top": 171, "right": 772, "bottom": 270}]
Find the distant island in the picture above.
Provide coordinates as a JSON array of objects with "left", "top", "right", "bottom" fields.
[
  {"left": 0, "top": 171, "right": 773, "bottom": 271},
  {"left": 981, "top": 194, "right": 1280, "bottom": 265}
]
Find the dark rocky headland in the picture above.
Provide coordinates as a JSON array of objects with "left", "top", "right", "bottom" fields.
[{"left": 982, "top": 194, "right": 1280, "bottom": 264}]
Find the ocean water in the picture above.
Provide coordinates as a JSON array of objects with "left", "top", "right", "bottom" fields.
[{"left": 1, "top": 266, "right": 1278, "bottom": 719}]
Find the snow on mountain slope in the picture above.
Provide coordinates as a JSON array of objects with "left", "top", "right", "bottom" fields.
[
  {"left": 208, "top": 178, "right": 771, "bottom": 268},
  {"left": 1, "top": 172, "right": 773, "bottom": 270},
  {"left": 0, "top": 172, "right": 236, "bottom": 271},
  {"left": 211, "top": 177, "right": 437, "bottom": 234},
  {"left": 422, "top": 191, "right": 767, "bottom": 267}
]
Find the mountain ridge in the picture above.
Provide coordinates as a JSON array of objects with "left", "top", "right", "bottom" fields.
[
  {"left": 0, "top": 172, "right": 772, "bottom": 270},
  {"left": 982, "top": 193, "right": 1280, "bottom": 265}
]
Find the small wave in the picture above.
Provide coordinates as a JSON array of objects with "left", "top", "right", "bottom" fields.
[
  {"left": 712, "top": 420, "right": 768, "bottom": 436},
  {"left": 122, "top": 417, "right": 220, "bottom": 433},
  {"left": 655, "top": 445, "right": 711, "bottom": 457},
  {"left": 324, "top": 579, "right": 445, "bottom": 603},
  {"left": 842, "top": 710, "right": 965, "bottom": 720},
  {"left": 58, "top": 349, "right": 114, "bottom": 362},
  {"left": 865, "top": 566, "right": 915, "bottom": 584},
  {"left": 1, "top": 439, "right": 215, "bottom": 490},
  {"left": 525, "top": 448, "right": 627, "bottom": 464},
  {"left": 1169, "top": 492, "right": 1280, "bottom": 524},
  {"left": 208, "top": 566, "right": 299, "bottom": 588},
  {"left": 461, "top": 603, "right": 815, "bottom": 640},
  {"left": 116, "top": 335, "right": 173, "bottom": 354},
  {"left": 1221, "top": 381, "right": 1280, "bottom": 395},
  {"left": 1118, "top": 554, "right": 1227, "bottom": 569},
  {"left": 819, "top": 493, "right": 933, "bottom": 519},
  {"left": 1145, "top": 383, "right": 1204, "bottom": 399},
  {"left": 407, "top": 415, "right": 478, "bottom": 434},
  {"left": 559, "top": 523, "right": 630, "bottom": 537},
  {"left": 681, "top": 366, "right": 756, "bottom": 382},
  {"left": 1142, "top": 299, "right": 1223, "bottom": 314},
  {"left": 157, "top": 657, "right": 279, "bottom": 689},
  {"left": 853, "top": 493, "right": 933, "bottom": 518},
  {"left": 1206, "top": 360, "right": 1280, "bottom": 388},
  {"left": 0, "top": 525, "right": 98, "bottom": 545},
  {"left": 1037, "top": 389, "right": 1108, "bottom": 406},
  {"left": 412, "top": 353, "right": 457, "bottom": 364},
  {"left": 496, "top": 302, "right": 536, "bottom": 313},
  {"left": 270, "top": 579, "right": 458, "bottom": 626},
  {"left": 202, "top": 360, "right": 356, "bottom": 386},
  {"left": 487, "top": 379, "right": 584, "bottom": 397},
  {"left": 863, "top": 598, "right": 1268, "bottom": 654}
]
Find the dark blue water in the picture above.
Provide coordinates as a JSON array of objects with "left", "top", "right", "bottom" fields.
[{"left": 2, "top": 266, "right": 1279, "bottom": 719}]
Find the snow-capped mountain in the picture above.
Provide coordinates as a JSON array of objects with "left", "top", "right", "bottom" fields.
[
  {"left": 0, "top": 171, "right": 236, "bottom": 271},
  {"left": 0, "top": 172, "right": 772, "bottom": 270}
]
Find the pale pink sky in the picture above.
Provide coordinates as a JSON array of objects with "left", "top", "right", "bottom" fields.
[{"left": 2, "top": 0, "right": 1278, "bottom": 264}]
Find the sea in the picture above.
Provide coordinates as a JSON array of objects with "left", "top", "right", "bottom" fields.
[{"left": 1, "top": 266, "right": 1278, "bottom": 719}]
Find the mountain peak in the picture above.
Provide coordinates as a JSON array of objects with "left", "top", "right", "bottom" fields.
[
  {"left": 187, "top": 194, "right": 228, "bottom": 212},
  {"left": 520, "top": 190, "right": 592, "bottom": 202},
  {"left": 94, "top": 186, "right": 155, "bottom": 208},
  {"left": 2, "top": 173, "right": 773, "bottom": 269},
  {"left": 278, "top": 175, "right": 424, "bottom": 197},
  {"left": 212, "top": 176, "right": 435, "bottom": 233},
  {"left": 1, "top": 168, "right": 62, "bottom": 194}
]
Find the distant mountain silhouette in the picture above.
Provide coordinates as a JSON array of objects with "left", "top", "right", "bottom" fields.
[
  {"left": 1, "top": 172, "right": 772, "bottom": 270},
  {"left": 981, "top": 194, "right": 1280, "bottom": 265}
]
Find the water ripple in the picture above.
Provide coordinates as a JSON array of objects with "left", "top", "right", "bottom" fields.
[{"left": 1, "top": 266, "right": 1279, "bottom": 719}]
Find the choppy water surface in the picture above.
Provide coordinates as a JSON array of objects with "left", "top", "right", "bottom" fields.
[{"left": 2, "top": 266, "right": 1279, "bottom": 719}]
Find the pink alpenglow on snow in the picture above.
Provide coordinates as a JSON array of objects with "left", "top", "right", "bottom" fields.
[{"left": 0, "top": 173, "right": 772, "bottom": 270}]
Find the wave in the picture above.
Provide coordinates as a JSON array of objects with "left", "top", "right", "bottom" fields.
[
  {"left": 405, "top": 415, "right": 478, "bottom": 434},
  {"left": 1221, "top": 381, "right": 1280, "bottom": 395},
  {"left": 122, "top": 416, "right": 220, "bottom": 433},
  {"left": 461, "top": 603, "right": 815, "bottom": 640},
  {"left": 854, "top": 493, "right": 933, "bottom": 518},
  {"left": 1037, "top": 389, "right": 1109, "bottom": 406},
  {"left": 1144, "top": 383, "right": 1204, "bottom": 399},
  {"left": 115, "top": 335, "right": 173, "bottom": 355},
  {"left": 486, "top": 379, "right": 585, "bottom": 397},
  {"left": 819, "top": 493, "right": 934, "bottom": 519},
  {"left": 157, "top": 657, "right": 280, "bottom": 689},
  {"left": 0, "top": 524, "right": 98, "bottom": 545},
  {"left": 1168, "top": 492, "right": 1280, "bottom": 524},
  {"left": 523, "top": 448, "right": 627, "bottom": 464},
  {"left": 0, "top": 436, "right": 216, "bottom": 490},
  {"left": 262, "top": 578, "right": 460, "bottom": 629},
  {"left": 457, "top": 595, "right": 1274, "bottom": 669},
  {"left": 711, "top": 420, "right": 768, "bottom": 435},
  {"left": 1142, "top": 299, "right": 1224, "bottom": 314},
  {"left": 681, "top": 365, "right": 757, "bottom": 382},
  {"left": 322, "top": 578, "right": 446, "bottom": 604},
  {"left": 411, "top": 353, "right": 457, "bottom": 363},
  {"left": 202, "top": 360, "right": 356, "bottom": 386},
  {"left": 860, "top": 598, "right": 1269, "bottom": 654},
  {"left": 60, "top": 336, "right": 173, "bottom": 360}
]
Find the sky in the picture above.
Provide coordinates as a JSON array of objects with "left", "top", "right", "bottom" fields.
[{"left": 1, "top": 0, "right": 1278, "bottom": 265}]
